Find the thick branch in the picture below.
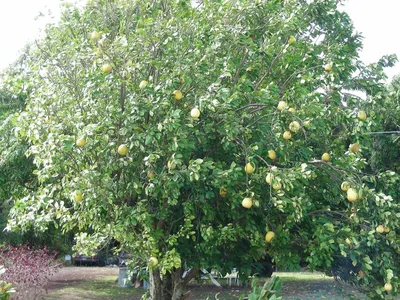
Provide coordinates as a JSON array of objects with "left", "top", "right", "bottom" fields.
[{"left": 182, "top": 267, "right": 200, "bottom": 286}]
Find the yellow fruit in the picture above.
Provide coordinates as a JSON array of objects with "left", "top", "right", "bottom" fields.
[
  {"left": 341, "top": 181, "right": 350, "bottom": 192},
  {"left": 102, "top": 64, "right": 112, "bottom": 73},
  {"left": 173, "top": 90, "right": 183, "bottom": 100},
  {"left": 347, "top": 188, "right": 358, "bottom": 202},
  {"left": 265, "top": 231, "right": 276, "bottom": 243},
  {"left": 149, "top": 257, "right": 158, "bottom": 267},
  {"left": 349, "top": 143, "right": 360, "bottom": 153},
  {"left": 324, "top": 63, "right": 332, "bottom": 72},
  {"left": 272, "top": 181, "right": 282, "bottom": 190},
  {"left": 91, "top": 31, "right": 101, "bottom": 41},
  {"left": 242, "top": 198, "right": 253, "bottom": 209},
  {"left": 288, "top": 107, "right": 296, "bottom": 113},
  {"left": 277, "top": 101, "right": 288, "bottom": 111},
  {"left": 265, "top": 173, "right": 274, "bottom": 185},
  {"left": 384, "top": 226, "right": 390, "bottom": 233},
  {"left": 345, "top": 238, "right": 351, "bottom": 245},
  {"left": 117, "top": 144, "right": 128, "bottom": 156},
  {"left": 358, "top": 110, "right": 367, "bottom": 121},
  {"left": 268, "top": 150, "right": 276, "bottom": 160},
  {"left": 245, "top": 163, "right": 255, "bottom": 174},
  {"left": 167, "top": 161, "right": 176, "bottom": 170},
  {"left": 190, "top": 107, "right": 200, "bottom": 118},
  {"left": 76, "top": 138, "right": 86, "bottom": 147},
  {"left": 358, "top": 270, "right": 365, "bottom": 278},
  {"left": 219, "top": 187, "right": 227, "bottom": 198},
  {"left": 288, "top": 36, "right": 296, "bottom": 45},
  {"left": 139, "top": 80, "right": 148, "bottom": 89},
  {"left": 75, "top": 191, "right": 83, "bottom": 202},
  {"left": 321, "top": 153, "right": 330, "bottom": 162},
  {"left": 289, "top": 121, "right": 301, "bottom": 133},
  {"left": 384, "top": 283, "right": 392, "bottom": 292},
  {"left": 376, "top": 225, "right": 384, "bottom": 233},
  {"left": 283, "top": 131, "right": 292, "bottom": 140}
]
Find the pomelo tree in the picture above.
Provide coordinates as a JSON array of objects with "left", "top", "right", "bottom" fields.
[{"left": 5, "top": 0, "right": 400, "bottom": 298}]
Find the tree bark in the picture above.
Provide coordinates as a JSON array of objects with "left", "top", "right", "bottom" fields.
[
  {"left": 149, "top": 269, "right": 162, "bottom": 300},
  {"left": 171, "top": 267, "right": 200, "bottom": 300},
  {"left": 148, "top": 267, "right": 200, "bottom": 300}
]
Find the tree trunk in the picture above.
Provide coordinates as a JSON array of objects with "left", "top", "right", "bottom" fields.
[
  {"left": 171, "top": 268, "right": 185, "bottom": 300},
  {"left": 171, "top": 267, "right": 200, "bottom": 300},
  {"left": 149, "top": 267, "right": 200, "bottom": 300},
  {"left": 149, "top": 269, "right": 162, "bottom": 300}
]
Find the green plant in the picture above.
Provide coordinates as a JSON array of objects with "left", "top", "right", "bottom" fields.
[
  {"left": 240, "top": 276, "right": 282, "bottom": 300},
  {"left": 0, "top": 266, "right": 15, "bottom": 300}
]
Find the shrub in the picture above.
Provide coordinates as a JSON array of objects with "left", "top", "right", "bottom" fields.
[
  {"left": 240, "top": 276, "right": 282, "bottom": 300},
  {"left": 0, "top": 244, "right": 61, "bottom": 299}
]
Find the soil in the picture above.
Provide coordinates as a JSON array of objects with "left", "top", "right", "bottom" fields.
[{"left": 45, "top": 266, "right": 119, "bottom": 293}]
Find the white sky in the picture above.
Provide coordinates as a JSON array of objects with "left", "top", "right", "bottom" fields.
[
  {"left": 0, "top": 0, "right": 399, "bottom": 80},
  {"left": 0, "top": 0, "right": 62, "bottom": 70}
]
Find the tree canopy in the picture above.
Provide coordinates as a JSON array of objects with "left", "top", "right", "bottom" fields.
[{"left": 3, "top": 0, "right": 400, "bottom": 298}]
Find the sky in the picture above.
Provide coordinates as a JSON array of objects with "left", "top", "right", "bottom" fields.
[{"left": 0, "top": 0, "right": 399, "bottom": 80}]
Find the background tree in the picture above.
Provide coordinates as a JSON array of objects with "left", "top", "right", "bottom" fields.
[{"left": 5, "top": 0, "right": 400, "bottom": 299}]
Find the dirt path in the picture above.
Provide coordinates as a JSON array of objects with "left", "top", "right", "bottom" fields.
[{"left": 46, "top": 266, "right": 119, "bottom": 293}]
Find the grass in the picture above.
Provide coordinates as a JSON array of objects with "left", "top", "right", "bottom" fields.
[
  {"left": 275, "top": 271, "right": 334, "bottom": 282},
  {"left": 44, "top": 276, "right": 144, "bottom": 300},
  {"left": 44, "top": 272, "right": 364, "bottom": 300},
  {"left": 45, "top": 275, "right": 249, "bottom": 300}
]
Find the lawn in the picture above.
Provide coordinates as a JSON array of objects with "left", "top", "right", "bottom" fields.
[
  {"left": 44, "top": 275, "right": 143, "bottom": 300},
  {"left": 43, "top": 269, "right": 368, "bottom": 300}
]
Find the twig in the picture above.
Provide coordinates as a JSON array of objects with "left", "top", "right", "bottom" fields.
[
  {"left": 254, "top": 48, "right": 286, "bottom": 91},
  {"left": 246, "top": 113, "right": 275, "bottom": 128},
  {"left": 362, "top": 131, "right": 400, "bottom": 135},
  {"left": 308, "top": 210, "right": 350, "bottom": 220},
  {"left": 233, "top": 49, "right": 249, "bottom": 84}
]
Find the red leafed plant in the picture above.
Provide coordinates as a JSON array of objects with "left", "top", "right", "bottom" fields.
[{"left": 0, "top": 244, "right": 61, "bottom": 300}]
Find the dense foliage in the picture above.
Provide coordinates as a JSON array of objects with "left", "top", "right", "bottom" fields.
[{"left": 2, "top": 0, "right": 399, "bottom": 298}]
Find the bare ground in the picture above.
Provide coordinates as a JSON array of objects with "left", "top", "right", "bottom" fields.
[{"left": 45, "top": 266, "right": 120, "bottom": 294}]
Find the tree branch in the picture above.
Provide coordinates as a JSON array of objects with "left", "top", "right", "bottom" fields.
[
  {"left": 233, "top": 49, "right": 249, "bottom": 84},
  {"left": 182, "top": 268, "right": 200, "bottom": 286},
  {"left": 308, "top": 210, "right": 350, "bottom": 220},
  {"left": 255, "top": 48, "right": 286, "bottom": 90}
]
